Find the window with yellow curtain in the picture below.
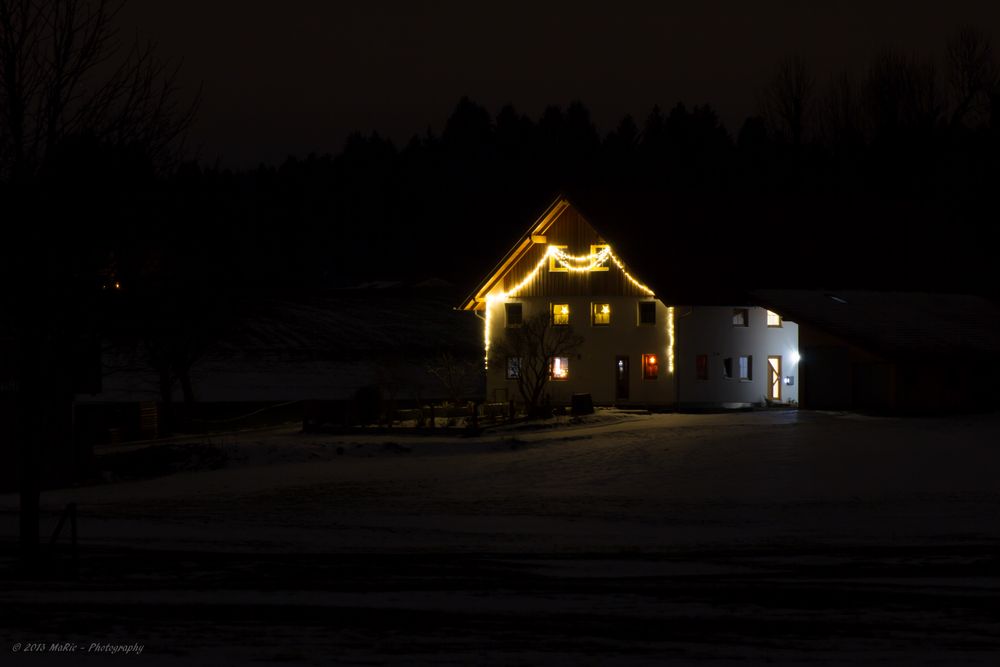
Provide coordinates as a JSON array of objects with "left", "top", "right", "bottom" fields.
[{"left": 592, "top": 303, "right": 611, "bottom": 326}]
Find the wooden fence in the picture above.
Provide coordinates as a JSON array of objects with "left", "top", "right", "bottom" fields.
[{"left": 302, "top": 399, "right": 516, "bottom": 434}]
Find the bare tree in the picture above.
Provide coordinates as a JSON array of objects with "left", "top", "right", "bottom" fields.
[
  {"left": 819, "top": 71, "right": 863, "bottom": 150},
  {"left": 946, "top": 27, "right": 999, "bottom": 129},
  {"left": 861, "top": 50, "right": 943, "bottom": 137},
  {"left": 490, "top": 312, "right": 584, "bottom": 418},
  {"left": 0, "top": 0, "right": 196, "bottom": 182},
  {"left": 761, "top": 55, "right": 815, "bottom": 146}
]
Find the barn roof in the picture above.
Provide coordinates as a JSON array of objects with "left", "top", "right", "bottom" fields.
[{"left": 752, "top": 289, "right": 1000, "bottom": 357}]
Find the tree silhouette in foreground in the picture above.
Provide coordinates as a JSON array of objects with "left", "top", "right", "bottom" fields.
[
  {"left": 491, "top": 313, "right": 584, "bottom": 418},
  {"left": 0, "top": 0, "right": 196, "bottom": 563}
]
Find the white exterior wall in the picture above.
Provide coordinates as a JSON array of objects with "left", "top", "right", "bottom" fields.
[
  {"left": 485, "top": 296, "right": 676, "bottom": 406},
  {"left": 675, "top": 306, "right": 799, "bottom": 408}
]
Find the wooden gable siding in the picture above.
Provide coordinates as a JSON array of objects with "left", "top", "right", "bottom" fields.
[{"left": 499, "top": 205, "right": 651, "bottom": 298}]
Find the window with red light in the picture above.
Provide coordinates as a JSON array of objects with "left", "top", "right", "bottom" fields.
[
  {"left": 696, "top": 354, "right": 709, "bottom": 380},
  {"left": 642, "top": 354, "right": 659, "bottom": 380}
]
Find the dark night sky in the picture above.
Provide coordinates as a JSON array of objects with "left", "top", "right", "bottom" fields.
[{"left": 121, "top": 1, "right": 1000, "bottom": 167}]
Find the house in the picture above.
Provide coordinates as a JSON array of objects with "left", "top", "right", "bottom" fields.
[
  {"left": 459, "top": 197, "right": 800, "bottom": 409},
  {"left": 753, "top": 290, "right": 1000, "bottom": 413}
]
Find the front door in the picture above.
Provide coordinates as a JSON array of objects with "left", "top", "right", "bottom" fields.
[
  {"left": 768, "top": 355, "right": 782, "bottom": 402},
  {"left": 615, "top": 355, "right": 629, "bottom": 400}
]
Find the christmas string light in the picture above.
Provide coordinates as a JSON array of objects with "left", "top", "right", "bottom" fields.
[
  {"left": 482, "top": 243, "right": 671, "bottom": 373},
  {"left": 484, "top": 295, "right": 492, "bottom": 368},
  {"left": 667, "top": 306, "right": 675, "bottom": 374},
  {"left": 549, "top": 246, "right": 612, "bottom": 272},
  {"left": 606, "top": 250, "right": 655, "bottom": 297}
]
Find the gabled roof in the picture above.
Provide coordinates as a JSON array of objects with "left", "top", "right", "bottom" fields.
[
  {"left": 457, "top": 192, "right": 750, "bottom": 310},
  {"left": 753, "top": 289, "right": 1000, "bottom": 357}
]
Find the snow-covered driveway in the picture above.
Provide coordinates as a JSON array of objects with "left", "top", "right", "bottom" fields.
[{"left": 3, "top": 409, "right": 998, "bottom": 553}]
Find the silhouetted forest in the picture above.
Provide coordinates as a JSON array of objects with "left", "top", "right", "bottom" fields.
[
  {"left": 6, "top": 30, "right": 999, "bottom": 303},
  {"left": 133, "top": 31, "right": 999, "bottom": 297}
]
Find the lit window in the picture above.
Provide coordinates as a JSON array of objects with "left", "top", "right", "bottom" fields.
[
  {"left": 638, "top": 301, "right": 656, "bottom": 325},
  {"left": 642, "top": 354, "right": 659, "bottom": 380},
  {"left": 696, "top": 354, "right": 709, "bottom": 380},
  {"left": 505, "top": 302, "right": 522, "bottom": 327},
  {"left": 506, "top": 357, "right": 521, "bottom": 380},
  {"left": 767, "top": 310, "right": 782, "bottom": 327},
  {"left": 548, "top": 245, "right": 569, "bottom": 272},
  {"left": 732, "top": 309, "right": 749, "bottom": 327},
  {"left": 723, "top": 357, "right": 734, "bottom": 379},
  {"left": 551, "top": 356, "right": 569, "bottom": 380},
  {"left": 552, "top": 303, "right": 570, "bottom": 325},
  {"left": 592, "top": 303, "right": 611, "bottom": 326},
  {"left": 739, "top": 355, "right": 752, "bottom": 381},
  {"left": 589, "top": 244, "right": 610, "bottom": 271}
]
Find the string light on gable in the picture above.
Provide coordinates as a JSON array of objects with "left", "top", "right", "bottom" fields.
[
  {"left": 481, "top": 244, "right": 670, "bottom": 370},
  {"left": 549, "top": 246, "right": 612, "bottom": 272},
  {"left": 606, "top": 251, "right": 655, "bottom": 298}
]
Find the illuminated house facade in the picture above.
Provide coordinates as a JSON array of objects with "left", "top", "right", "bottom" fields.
[{"left": 459, "top": 197, "right": 800, "bottom": 409}]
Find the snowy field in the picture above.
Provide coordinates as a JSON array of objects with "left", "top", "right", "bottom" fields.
[{"left": 2, "top": 409, "right": 999, "bottom": 665}]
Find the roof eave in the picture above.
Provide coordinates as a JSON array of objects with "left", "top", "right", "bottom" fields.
[{"left": 455, "top": 195, "right": 571, "bottom": 310}]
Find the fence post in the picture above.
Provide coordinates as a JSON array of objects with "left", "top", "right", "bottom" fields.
[
  {"left": 49, "top": 502, "right": 80, "bottom": 578},
  {"left": 69, "top": 503, "right": 78, "bottom": 576}
]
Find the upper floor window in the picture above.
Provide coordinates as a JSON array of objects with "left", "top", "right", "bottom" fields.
[
  {"left": 552, "top": 303, "right": 570, "bottom": 326},
  {"left": 638, "top": 301, "right": 656, "bottom": 325},
  {"left": 505, "top": 302, "right": 523, "bottom": 327},
  {"left": 548, "top": 245, "right": 569, "bottom": 272},
  {"left": 592, "top": 303, "right": 611, "bottom": 326},
  {"left": 732, "top": 308, "right": 749, "bottom": 327},
  {"left": 766, "top": 310, "right": 782, "bottom": 327},
  {"left": 589, "top": 244, "right": 610, "bottom": 272},
  {"left": 506, "top": 357, "right": 522, "bottom": 379}
]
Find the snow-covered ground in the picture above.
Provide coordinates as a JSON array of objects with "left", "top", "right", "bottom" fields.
[
  {"left": 9, "top": 409, "right": 998, "bottom": 553},
  {"left": 2, "top": 409, "right": 999, "bottom": 665}
]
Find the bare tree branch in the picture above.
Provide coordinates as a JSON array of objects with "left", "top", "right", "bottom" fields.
[
  {"left": 0, "top": 0, "right": 197, "bottom": 181},
  {"left": 862, "top": 49, "right": 943, "bottom": 137},
  {"left": 490, "top": 312, "right": 584, "bottom": 417},
  {"left": 761, "top": 55, "right": 815, "bottom": 147},
  {"left": 947, "top": 26, "right": 999, "bottom": 129}
]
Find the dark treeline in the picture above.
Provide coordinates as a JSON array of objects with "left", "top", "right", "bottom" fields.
[
  {"left": 154, "top": 28, "right": 1000, "bottom": 296},
  {"left": 5, "top": 24, "right": 999, "bottom": 316}
]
